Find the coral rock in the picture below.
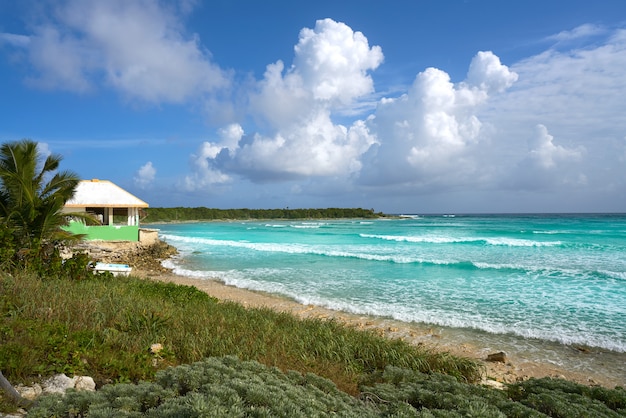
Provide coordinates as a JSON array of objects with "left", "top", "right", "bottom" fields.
[{"left": 486, "top": 351, "right": 507, "bottom": 363}]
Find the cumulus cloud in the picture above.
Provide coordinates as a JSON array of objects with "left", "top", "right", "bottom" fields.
[
  {"left": 527, "top": 124, "right": 582, "bottom": 169},
  {"left": 231, "top": 114, "right": 376, "bottom": 181},
  {"left": 134, "top": 161, "right": 156, "bottom": 188},
  {"left": 189, "top": 18, "right": 382, "bottom": 187},
  {"left": 159, "top": 18, "right": 626, "bottom": 208},
  {"left": 479, "top": 27, "right": 626, "bottom": 197},
  {"left": 359, "top": 51, "right": 517, "bottom": 187},
  {"left": 186, "top": 25, "right": 524, "bottom": 193},
  {"left": 183, "top": 124, "right": 243, "bottom": 190},
  {"left": 6, "top": 0, "right": 229, "bottom": 102},
  {"left": 293, "top": 18, "right": 383, "bottom": 105},
  {"left": 249, "top": 18, "right": 383, "bottom": 126},
  {"left": 500, "top": 125, "right": 585, "bottom": 191}
]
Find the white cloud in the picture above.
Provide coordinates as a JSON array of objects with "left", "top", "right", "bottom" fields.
[
  {"left": 249, "top": 18, "right": 383, "bottom": 128},
  {"left": 11, "top": 0, "right": 229, "bottom": 102},
  {"left": 180, "top": 22, "right": 626, "bottom": 210},
  {"left": 528, "top": 124, "right": 582, "bottom": 169},
  {"left": 26, "top": 25, "right": 94, "bottom": 92},
  {"left": 480, "top": 27, "right": 626, "bottom": 196},
  {"left": 134, "top": 161, "right": 156, "bottom": 188},
  {"left": 232, "top": 113, "right": 376, "bottom": 180},
  {"left": 35, "top": 141, "right": 52, "bottom": 159},
  {"left": 217, "top": 123, "right": 244, "bottom": 156},
  {"left": 500, "top": 125, "right": 585, "bottom": 191},
  {"left": 293, "top": 18, "right": 383, "bottom": 105},
  {"left": 359, "top": 51, "right": 517, "bottom": 187},
  {"left": 548, "top": 24, "right": 605, "bottom": 43},
  {"left": 189, "top": 18, "right": 382, "bottom": 187},
  {"left": 183, "top": 125, "right": 242, "bottom": 191},
  {"left": 0, "top": 32, "right": 30, "bottom": 47},
  {"left": 465, "top": 51, "right": 519, "bottom": 95}
]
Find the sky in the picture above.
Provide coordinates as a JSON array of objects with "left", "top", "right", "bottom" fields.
[{"left": 1, "top": 0, "right": 625, "bottom": 213}]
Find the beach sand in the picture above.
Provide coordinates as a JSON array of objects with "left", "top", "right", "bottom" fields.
[{"left": 84, "top": 240, "right": 625, "bottom": 389}]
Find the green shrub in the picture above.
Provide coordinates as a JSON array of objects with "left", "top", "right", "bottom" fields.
[
  {"left": 31, "top": 358, "right": 626, "bottom": 418},
  {"left": 0, "top": 225, "right": 16, "bottom": 270},
  {"left": 28, "top": 357, "right": 381, "bottom": 417},
  {"left": 507, "top": 378, "right": 626, "bottom": 417},
  {"left": 361, "top": 366, "right": 543, "bottom": 417}
]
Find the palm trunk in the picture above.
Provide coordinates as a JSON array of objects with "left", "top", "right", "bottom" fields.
[{"left": 0, "top": 370, "right": 26, "bottom": 406}]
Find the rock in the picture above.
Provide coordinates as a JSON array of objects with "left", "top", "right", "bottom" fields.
[
  {"left": 42, "top": 374, "right": 74, "bottom": 394},
  {"left": 25, "top": 374, "right": 97, "bottom": 397},
  {"left": 72, "top": 376, "right": 96, "bottom": 392},
  {"left": 15, "top": 383, "right": 42, "bottom": 400},
  {"left": 67, "top": 240, "right": 178, "bottom": 275},
  {"left": 481, "top": 379, "right": 505, "bottom": 390},
  {"left": 1, "top": 409, "right": 27, "bottom": 418},
  {"left": 486, "top": 351, "right": 507, "bottom": 363}
]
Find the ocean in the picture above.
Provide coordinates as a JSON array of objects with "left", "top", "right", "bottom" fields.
[{"left": 154, "top": 214, "right": 626, "bottom": 382}]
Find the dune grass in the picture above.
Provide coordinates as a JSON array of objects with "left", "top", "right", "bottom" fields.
[
  {"left": 0, "top": 270, "right": 481, "bottom": 405},
  {"left": 3, "top": 271, "right": 626, "bottom": 417}
]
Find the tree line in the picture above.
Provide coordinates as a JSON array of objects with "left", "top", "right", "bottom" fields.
[{"left": 143, "top": 207, "right": 385, "bottom": 222}]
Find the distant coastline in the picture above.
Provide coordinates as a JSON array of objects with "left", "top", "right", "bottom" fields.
[{"left": 142, "top": 207, "right": 387, "bottom": 224}]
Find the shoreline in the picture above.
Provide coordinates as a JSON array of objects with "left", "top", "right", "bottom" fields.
[
  {"left": 137, "top": 269, "right": 625, "bottom": 388},
  {"left": 85, "top": 240, "right": 626, "bottom": 389}
]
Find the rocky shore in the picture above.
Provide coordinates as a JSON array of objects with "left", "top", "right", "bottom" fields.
[{"left": 70, "top": 239, "right": 177, "bottom": 275}]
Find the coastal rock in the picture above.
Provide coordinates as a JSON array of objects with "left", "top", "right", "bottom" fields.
[
  {"left": 16, "top": 374, "right": 96, "bottom": 400},
  {"left": 481, "top": 379, "right": 505, "bottom": 390},
  {"left": 42, "top": 374, "right": 74, "bottom": 394},
  {"left": 15, "top": 383, "right": 42, "bottom": 400},
  {"left": 72, "top": 376, "right": 96, "bottom": 392},
  {"left": 67, "top": 240, "right": 178, "bottom": 276},
  {"left": 486, "top": 351, "right": 507, "bottom": 363}
]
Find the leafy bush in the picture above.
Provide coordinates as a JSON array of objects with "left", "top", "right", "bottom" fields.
[
  {"left": 27, "top": 358, "right": 626, "bottom": 418},
  {"left": 28, "top": 356, "right": 381, "bottom": 417},
  {"left": 0, "top": 225, "right": 16, "bottom": 270},
  {"left": 507, "top": 377, "right": 626, "bottom": 417},
  {"left": 361, "top": 366, "right": 543, "bottom": 417}
]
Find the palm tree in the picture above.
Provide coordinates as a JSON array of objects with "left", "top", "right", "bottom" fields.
[{"left": 0, "top": 139, "right": 82, "bottom": 250}]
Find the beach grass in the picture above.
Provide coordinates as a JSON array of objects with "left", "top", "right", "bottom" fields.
[
  {"left": 0, "top": 270, "right": 481, "bottom": 403},
  {"left": 3, "top": 270, "right": 626, "bottom": 416}
]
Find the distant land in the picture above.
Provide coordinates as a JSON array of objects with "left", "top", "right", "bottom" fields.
[{"left": 142, "top": 207, "right": 386, "bottom": 223}]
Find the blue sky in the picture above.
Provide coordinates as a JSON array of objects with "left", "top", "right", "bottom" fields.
[{"left": 1, "top": 0, "right": 625, "bottom": 213}]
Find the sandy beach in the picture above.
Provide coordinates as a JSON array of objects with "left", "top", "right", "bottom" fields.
[{"left": 85, "top": 239, "right": 625, "bottom": 389}]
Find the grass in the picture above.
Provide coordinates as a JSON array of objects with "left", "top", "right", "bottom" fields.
[
  {"left": 0, "top": 269, "right": 482, "bottom": 412},
  {"left": 2, "top": 270, "right": 626, "bottom": 417}
]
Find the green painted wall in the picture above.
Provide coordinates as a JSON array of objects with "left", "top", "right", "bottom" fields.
[{"left": 65, "top": 221, "right": 140, "bottom": 241}]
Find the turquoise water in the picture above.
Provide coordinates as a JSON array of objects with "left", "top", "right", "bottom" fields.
[{"left": 155, "top": 214, "right": 626, "bottom": 355}]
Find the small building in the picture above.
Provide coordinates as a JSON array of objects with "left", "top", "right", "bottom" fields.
[{"left": 63, "top": 179, "right": 149, "bottom": 242}]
